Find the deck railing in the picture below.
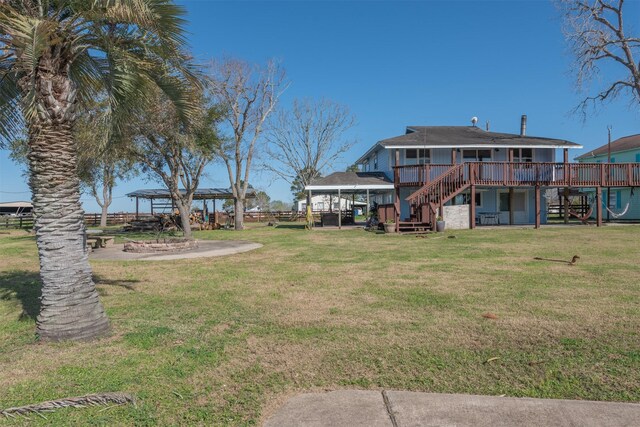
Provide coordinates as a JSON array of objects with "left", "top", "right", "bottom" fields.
[
  {"left": 395, "top": 164, "right": 454, "bottom": 186},
  {"left": 396, "top": 162, "right": 640, "bottom": 188}
]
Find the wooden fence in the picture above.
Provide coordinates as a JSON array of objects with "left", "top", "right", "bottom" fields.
[{"left": 0, "top": 215, "right": 34, "bottom": 229}]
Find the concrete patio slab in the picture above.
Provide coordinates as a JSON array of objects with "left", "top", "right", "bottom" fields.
[
  {"left": 263, "top": 390, "right": 391, "bottom": 427},
  {"left": 385, "top": 391, "right": 640, "bottom": 427},
  {"left": 89, "top": 240, "right": 262, "bottom": 261},
  {"left": 263, "top": 390, "right": 640, "bottom": 427}
]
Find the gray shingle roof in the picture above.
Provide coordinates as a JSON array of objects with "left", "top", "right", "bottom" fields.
[
  {"left": 379, "top": 126, "right": 580, "bottom": 148},
  {"left": 575, "top": 134, "right": 640, "bottom": 160}
]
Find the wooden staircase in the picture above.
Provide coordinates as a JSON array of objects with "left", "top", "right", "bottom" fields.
[{"left": 406, "top": 164, "right": 471, "bottom": 225}]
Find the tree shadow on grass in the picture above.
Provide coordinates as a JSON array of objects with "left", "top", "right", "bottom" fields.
[
  {"left": 0, "top": 271, "right": 41, "bottom": 321},
  {"left": 0, "top": 271, "right": 139, "bottom": 321}
]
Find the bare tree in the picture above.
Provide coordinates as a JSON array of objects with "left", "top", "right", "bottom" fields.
[
  {"left": 559, "top": 0, "right": 640, "bottom": 111},
  {"left": 129, "top": 91, "right": 220, "bottom": 238},
  {"left": 264, "top": 98, "right": 356, "bottom": 204},
  {"left": 209, "top": 58, "right": 286, "bottom": 230}
]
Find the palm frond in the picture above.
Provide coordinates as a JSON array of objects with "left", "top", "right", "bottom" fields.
[{"left": 0, "top": 72, "right": 25, "bottom": 147}]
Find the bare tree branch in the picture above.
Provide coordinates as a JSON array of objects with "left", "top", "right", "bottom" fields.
[
  {"left": 558, "top": 0, "right": 640, "bottom": 114},
  {"left": 263, "top": 98, "right": 357, "bottom": 202}
]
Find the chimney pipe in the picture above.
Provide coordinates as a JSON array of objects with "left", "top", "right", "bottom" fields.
[
  {"left": 520, "top": 115, "right": 527, "bottom": 136},
  {"left": 486, "top": 120, "right": 490, "bottom": 131}
]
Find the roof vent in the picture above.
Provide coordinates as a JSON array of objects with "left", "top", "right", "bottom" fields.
[{"left": 471, "top": 117, "right": 478, "bottom": 127}]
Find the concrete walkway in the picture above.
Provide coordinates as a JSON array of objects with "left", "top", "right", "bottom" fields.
[
  {"left": 264, "top": 390, "right": 640, "bottom": 427},
  {"left": 89, "top": 240, "right": 262, "bottom": 261}
]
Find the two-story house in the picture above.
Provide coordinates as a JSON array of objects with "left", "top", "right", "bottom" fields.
[
  {"left": 575, "top": 134, "right": 640, "bottom": 220},
  {"left": 354, "top": 117, "right": 585, "bottom": 230}
]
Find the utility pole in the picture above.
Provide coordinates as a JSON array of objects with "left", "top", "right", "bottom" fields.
[{"left": 607, "top": 125, "right": 612, "bottom": 222}]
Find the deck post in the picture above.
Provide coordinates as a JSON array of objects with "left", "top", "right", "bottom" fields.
[
  {"left": 509, "top": 188, "right": 514, "bottom": 225},
  {"left": 563, "top": 188, "right": 569, "bottom": 224},
  {"left": 470, "top": 185, "right": 476, "bottom": 229},
  {"left": 596, "top": 186, "right": 602, "bottom": 227},
  {"left": 535, "top": 185, "right": 541, "bottom": 229},
  {"left": 150, "top": 198, "right": 154, "bottom": 216},
  {"left": 451, "top": 149, "right": 456, "bottom": 164},
  {"left": 338, "top": 189, "right": 342, "bottom": 229},
  {"left": 135, "top": 197, "right": 139, "bottom": 220}
]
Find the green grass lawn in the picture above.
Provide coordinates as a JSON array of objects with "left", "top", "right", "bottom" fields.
[{"left": 1, "top": 225, "right": 639, "bottom": 425}]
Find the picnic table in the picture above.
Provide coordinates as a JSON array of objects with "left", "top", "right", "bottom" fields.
[{"left": 86, "top": 234, "right": 115, "bottom": 251}]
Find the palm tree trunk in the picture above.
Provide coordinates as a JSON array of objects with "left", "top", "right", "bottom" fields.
[{"left": 28, "top": 122, "right": 110, "bottom": 341}]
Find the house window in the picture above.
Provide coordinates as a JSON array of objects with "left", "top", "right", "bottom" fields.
[
  {"left": 462, "top": 149, "right": 492, "bottom": 162},
  {"left": 373, "top": 152, "right": 378, "bottom": 170},
  {"left": 333, "top": 202, "right": 340, "bottom": 210},
  {"left": 635, "top": 153, "right": 640, "bottom": 162},
  {"left": 514, "top": 148, "right": 533, "bottom": 162},
  {"left": 461, "top": 192, "right": 482, "bottom": 207},
  {"left": 606, "top": 190, "right": 618, "bottom": 209},
  {"left": 610, "top": 157, "right": 615, "bottom": 163}
]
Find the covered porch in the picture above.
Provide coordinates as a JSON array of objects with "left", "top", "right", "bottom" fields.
[{"left": 304, "top": 172, "right": 394, "bottom": 229}]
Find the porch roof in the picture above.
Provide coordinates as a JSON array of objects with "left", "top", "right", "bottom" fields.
[{"left": 305, "top": 172, "right": 394, "bottom": 193}]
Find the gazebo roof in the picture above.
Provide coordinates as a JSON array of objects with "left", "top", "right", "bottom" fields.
[{"left": 126, "top": 188, "right": 256, "bottom": 200}]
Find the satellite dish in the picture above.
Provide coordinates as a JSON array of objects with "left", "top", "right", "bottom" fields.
[{"left": 471, "top": 117, "right": 478, "bottom": 127}]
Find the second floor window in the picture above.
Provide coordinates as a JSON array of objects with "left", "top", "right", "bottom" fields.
[
  {"left": 513, "top": 148, "right": 533, "bottom": 162},
  {"left": 405, "top": 148, "right": 431, "bottom": 164},
  {"left": 373, "top": 152, "right": 378, "bottom": 170}
]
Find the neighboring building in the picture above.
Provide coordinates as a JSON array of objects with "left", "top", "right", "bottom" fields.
[
  {"left": 575, "top": 134, "right": 640, "bottom": 220},
  {"left": 0, "top": 201, "right": 32, "bottom": 215},
  {"left": 296, "top": 194, "right": 366, "bottom": 213}
]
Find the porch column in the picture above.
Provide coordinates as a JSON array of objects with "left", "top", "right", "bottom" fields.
[
  {"left": 535, "top": 185, "right": 541, "bottom": 229},
  {"left": 596, "top": 187, "right": 602, "bottom": 227},
  {"left": 329, "top": 195, "right": 333, "bottom": 213},
  {"left": 451, "top": 149, "right": 456, "bottom": 164},
  {"left": 150, "top": 198, "right": 154, "bottom": 215},
  {"left": 470, "top": 185, "right": 476, "bottom": 229},
  {"left": 338, "top": 189, "right": 342, "bottom": 229},
  {"left": 395, "top": 149, "right": 400, "bottom": 232},
  {"left": 135, "top": 197, "right": 139, "bottom": 220},
  {"left": 366, "top": 189, "right": 370, "bottom": 217}
]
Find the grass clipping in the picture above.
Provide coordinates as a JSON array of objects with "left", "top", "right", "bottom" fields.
[{"left": 0, "top": 393, "right": 135, "bottom": 419}]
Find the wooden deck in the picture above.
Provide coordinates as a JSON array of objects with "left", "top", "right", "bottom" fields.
[
  {"left": 395, "top": 162, "right": 640, "bottom": 188},
  {"left": 391, "top": 162, "right": 640, "bottom": 230}
]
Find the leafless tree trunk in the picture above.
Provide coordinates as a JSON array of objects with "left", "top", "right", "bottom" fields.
[
  {"left": 264, "top": 98, "right": 356, "bottom": 201},
  {"left": 209, "top": 58, "right": 287, "bottom": 230},
  {"left": 90, "top": 165, "right": 114, "bottom": 228},
  {"left": 558, "top": 0, "right": 640, "bottom": 111}
]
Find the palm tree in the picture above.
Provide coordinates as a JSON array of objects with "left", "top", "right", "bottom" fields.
[{"left": 0, "top": 1, "right": 198, "bottom": 341}]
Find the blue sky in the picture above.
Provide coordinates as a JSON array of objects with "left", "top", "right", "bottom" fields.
[{"left": 1, "top": 0, "right": 638, "bottom": 211}]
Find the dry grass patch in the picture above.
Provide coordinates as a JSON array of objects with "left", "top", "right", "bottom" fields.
[{"left": 1, "top": 225, "right": 639, "bottom": 425}]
